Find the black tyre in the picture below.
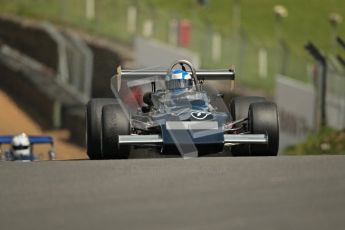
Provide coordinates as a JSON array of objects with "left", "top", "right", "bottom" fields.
[
  {"left": 229, "top": 96, "right": 266, "bottom": 156},
  {"left": 102, "top": 104, "right": 130, "bottom": 159},
  {"left": 248, "top": 102, "right": 279, "bottom": 156},
  {"left": 86, "top": 98, "right": 117, "bottom": 159},
  {"left": 229, "top": 96, "right": 266, "bottom": 121}
]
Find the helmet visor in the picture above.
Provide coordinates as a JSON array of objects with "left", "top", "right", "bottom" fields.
[
  {"left": 12, "top": 145, "right": 30, "bottom": 150},
  {"left": 166, "top": 79, "right": 193, "bottom": 90}
]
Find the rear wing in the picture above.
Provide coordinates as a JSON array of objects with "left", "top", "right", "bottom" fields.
[
  {"left": 119, "top": 69, "right": 235, "bottom": 80},
  {"left": 115, "top": 67, "right": 235, "bottom": 91},
  {"left": 28, "top": 136, "right": 54, "bottom": 145},
  {"left": 0, "top": 135, "right": 54, "bottom": 145}
]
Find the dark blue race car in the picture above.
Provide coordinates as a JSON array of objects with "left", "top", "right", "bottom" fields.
[{"left": 86, "top": 60, "right": 279, "bottom": 159}]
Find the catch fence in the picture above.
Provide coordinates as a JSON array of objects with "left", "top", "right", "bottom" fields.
[{"left": 0, "top": 0, "right": 311, "bottom": 91}]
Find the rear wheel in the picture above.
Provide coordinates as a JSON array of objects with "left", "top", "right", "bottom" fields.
[
  {"left": 229, "top": 96, "right": 266, "bottom": 156},
  {"left": 86, "top": 98, "right": 116, "bottom": 160},
  {"left": 248, "top": 102, "right": 279, "bottom": 156},
  {"left": 102, "top": 104, "right": 130, "bottom": 159}
]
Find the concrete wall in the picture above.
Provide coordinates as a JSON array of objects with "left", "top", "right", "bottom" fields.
[
  {"left": 275, "top": 76, "right": 315, "bottom": 151},
  {"left": 276, "top": 75, "right": 315, "bottom": 130}
]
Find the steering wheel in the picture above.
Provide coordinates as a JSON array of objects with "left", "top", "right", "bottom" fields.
[{"left": 168, "top": 60, "right": 199, "bottom": 87}]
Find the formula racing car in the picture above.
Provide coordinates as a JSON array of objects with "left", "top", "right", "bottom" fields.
[
  {"left": 0, "top": 133, "right": 56, "bottom": 161},
  {"left": 86, "top": 60, "right": 279, "bottom": 159}
]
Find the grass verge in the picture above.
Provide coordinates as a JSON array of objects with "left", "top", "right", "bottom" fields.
[{"left": 284, "top": 127, "right": 345, "bottom": 155}]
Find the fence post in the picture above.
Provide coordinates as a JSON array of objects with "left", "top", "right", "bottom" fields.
[
  {"left": 258, "top": 48, "right": 268, "bottom": 78},
  {"left": 86, "top": 0, "right": 95, "bottom": 20},
  {"left": 127, "top": 6, "right": 137, "bottom": 34},
  {"left": 320, "top": 62, "right": 327, "bottom": 128},
  {"left": 336, "top": 37, "right": 345, "bottom": 67},
  {"left": 211, "top": 32, "right": 221, "bottom": 62},
  {"left": 53, "top": 101, "right": 61, "bottom": 129},
  {"left": 142, "top": 19, "right": 153, "bottom": 38},
  {"left": 232, "top": 0, "right": 241, "bottom": 38},
  {"left": 305, "top": 42, "right": 327, "bottom": 129},
  {"left": 169, "top": 19, "right": 178, "bottom": 46}
]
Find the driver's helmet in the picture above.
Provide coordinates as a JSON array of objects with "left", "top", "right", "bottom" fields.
[
  {"left": 11, "top": 133, "right": 31, "bottom": 160},
  {"left": 166, "top": 69, "right": 193, "bottom": 93}
]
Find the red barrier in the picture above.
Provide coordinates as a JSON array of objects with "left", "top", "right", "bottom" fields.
[{"left": 178, "top": 20, "right": 192, "bottom": 48}]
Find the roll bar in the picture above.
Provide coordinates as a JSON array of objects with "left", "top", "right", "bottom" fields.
[{"left": 118, "top": 69, "right": 235, "bottom": 81}]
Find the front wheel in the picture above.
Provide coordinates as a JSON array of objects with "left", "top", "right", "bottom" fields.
[
  {"left": 229, "top": 96, "right": 266, "bottom": 156},
  {"left": 102, "top": 104, "right": 130, "bottom": 159},
  {"left": 86, "top": 98, "right": 117, "bottom": 160},
  {"left": 248, "top": 102, "right": 279, "bottom": 156}
]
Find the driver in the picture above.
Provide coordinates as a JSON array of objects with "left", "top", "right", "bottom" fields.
[
  {"left": 11, "top": 133, "right": 32, "bottom": 161},
  {"left": 165, "top": 69, "right": 194, "bottom": 94}
]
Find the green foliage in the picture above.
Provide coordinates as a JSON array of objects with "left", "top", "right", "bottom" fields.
[
  {"left": 284, "top": 127, "right": 345, "bottom": 155},
  {"left": 147, "top": 0, "right": 345, "bottom": 51},
  {"left": 1, "top": 0, "right": 344, "bottom": 52}
]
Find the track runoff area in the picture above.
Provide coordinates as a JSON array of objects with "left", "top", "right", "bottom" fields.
[{"left": 1, "top": 155, "right": 345, "bottom": 230}]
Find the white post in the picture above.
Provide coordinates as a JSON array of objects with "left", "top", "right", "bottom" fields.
[
  {"left": 142, "top": 19, "right": 153, "bottom": 38},
  {"left": 85, "top": 0, "right": 95, "bottom": 20},
  {"left": 258, "top": 48, "right": 268, "bottom": 78},
  {"left": 211, "top": 33, "right": 222, "bottom": 62},
  {"left": 127, "top": 6, "right": 137, "bottom": 34},
  {"left": 306, "top": 63, "right": 314, "bottom": 82},
  {"left": 233, "top": 0, "right": 241, "bottom": 37},
  {"left": 169, "top": 19, "right": 178, "bottom": 46}
]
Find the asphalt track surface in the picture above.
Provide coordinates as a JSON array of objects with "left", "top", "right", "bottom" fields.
[{"left": 1, "top": 155, "right": 345, "bottom": 230}]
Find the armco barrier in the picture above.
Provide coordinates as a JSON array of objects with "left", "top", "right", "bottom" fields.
[
  {"left": 0, "top": 16, "right": 58, "bottom": 71},
  {"left": 0, "top": 17, "right": 133, "bottom": 147},
  {"left": 0, "top": 45, "right": 82, "bottom": 128}
]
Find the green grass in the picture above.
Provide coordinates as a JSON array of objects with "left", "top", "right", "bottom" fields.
[
  {"left": 153, "top": 1, "right": 345, "bottom": 50},
  {"left": 0, "top": 0, "right": 344, "bottom": 92},
  {"left": 284, "top": 127, "right": 345, "bottom": 155}
]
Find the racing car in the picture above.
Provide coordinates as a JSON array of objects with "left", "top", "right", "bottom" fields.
[
  {"left": 0, "top": 133, "right": 56, "bottom": 161},
  {"left": 86, "top": 60, "right": 279, "bottom": 159}
]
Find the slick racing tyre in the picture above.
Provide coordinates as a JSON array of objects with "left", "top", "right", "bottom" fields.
[
  {"left": 230, "top": 96, "right": 266, "bottom": 121},
  {"left": 102, "top": 104, "right": 130, "bottom": 159},
  {"left": 86, "top": 98, "right": 117, "bottom": 160},
  {"left": 248, "top": 102, "right": 279, "bottom": 156},
  {"left": 229, "top": 96, "right": 266, "bottom": 156}
]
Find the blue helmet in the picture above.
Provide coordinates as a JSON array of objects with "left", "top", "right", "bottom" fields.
[{"left": 166, "top": 69, "right": 193, "bottom": 91}]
